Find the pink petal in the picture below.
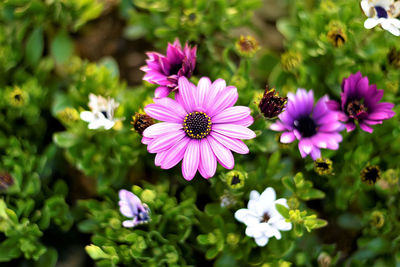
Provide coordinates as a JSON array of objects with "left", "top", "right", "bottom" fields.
[
  {"left": 212, "top": 106, "right": 251, "bottom": 124},
  {"left": 368, "top": 112, "right": 392, "bottom": 120},
  {"left": 147, "top": 130, "right": 186, "bottom": 153},
  {"left": 280, "top": 132, "right": 296, "bottom": 143},
  {"left": 182, "top": 140, "right": 200, "bottom": 180},
  {"left": 199, "top": 138, "right": 217, "bottom": 178},
  {"left": 270, "top": 121, "right": 286, "bottom": 131},
  {"left": 145, "top": 104, "right": 184, "bottom": 123},
  {"left": 211, "top": 131, "right": 249, "bottom": 154},
  {"left": 196, "top": 77, "right": 211, "bottom": 109},
  {"left": 207, "top": 86, "right": 238, "bottom": 116},
  {"left": 141, "top": 137, "right": 153, "bottom": 145},
  {"left": 359, "top": 123, "right": 373, "bottom": 133},
  {"left": 207, "top": 135, "right": 234, "bottom": 169},
  {"left": 318, "top": 121, "right": 343, "bottom": 132},
  {"left": 203, "top": 79, "right": 226, "bottom": 112},
  {"left": 154, "top": 86, "right": 170, "bottom": 98},
  {"left": 143, "top": 122, "right": 183, "bottom": 138},
  {"left": 298, "top": 138, "right": 313, "bottom": 155},
  {"left": 178, "top": 77, "right": 196, "bottom": 113},
  {"left": 310, "top": 148, "right": 321, "bottom": 160},
  {"left": 161, "top": 137, "right": 191, "bottom": 169},
  {"left": 212, "top": 124, "right": 256, "bottom": 140},
  {"left": 153, "top": 97, "right": 187, "bottom": 119},
  {"left": 345, "top": 122, "right": 356, "bottom": 132},
  {"left": 155, "top": 151, "right": 167, "bottom": 166},
  {"left": 230, "top": 115, "right": 254, "bottom": 127}
]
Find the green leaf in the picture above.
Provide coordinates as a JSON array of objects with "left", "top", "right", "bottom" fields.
[
  {"left": 197, "top": 234, "right": 209, "bottom": 245},
  {"left": 300, "top": 188, "right": 326, "bottom": 201},
  {"left": 85, "top": 245, "right": 109, "bottom": 260},
  {"left": 205, "top": 247, "right": 219, "bottom": 260},
  {"left": 50, "top": 32, "right": 74, "bottom": 64},
  {"left": 282, "top": 176, "right": 296, "bottom": 192},
  {"left": 0, "top": 238, "right": 21, "bottom": 262},
  {"left": 205, "top": 203, "right": 222, "bottom": 216},
  {"left": 276, "top": 204, "right": 290, "bottom": 219},
  {"left": 35, "top": 248, "right": 57, "bottom": 267},
  {"left": 53, "top": 132, "right": 79, "bottom": 148},
  {"left": 26, "top": 28, "right": 44, "bottom": 66},
  {"left": 293, "top": 223, "right": 304, "bottom": 237}
]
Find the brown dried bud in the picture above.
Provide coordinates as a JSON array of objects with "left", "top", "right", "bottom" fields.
[
  {"left": 235, "top": 35, "right": 260, "bottom": 57},
  {"left": 132, "top": 113, "right": 154, "bottom": 135},
  {"left": 327, "top": 27, "right": 347, "bottom": 47},
  {"left": 258, "top": 87, "right": 287, "bottom": 119},
  {"left": 0, "top": 172, "right": 14, "bottom": 190}
]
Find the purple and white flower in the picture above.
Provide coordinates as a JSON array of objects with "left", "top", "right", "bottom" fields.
[
  {"left": 327, "top": 72, "right": 395, "bottom": 133},
  {"left": 141, "top": 39, "right": 197, "bottom": 98},
  {"left": 270, "top": 89, "right": 344, "bottom": 160},
  {"left": 118, "top": 189, "right": 150, "bottom": 228},
  {"left": 234, "top": 187, "right": 292, "bottom": 247},
  {"left": 142, "top": 76, "right": 256, "bottom": 181},
  {"left": 80, "top": 93, "right": 120, "bottom": 130},
  {"left": 361, "top": 0, "right": 400, "bottom": 36}
]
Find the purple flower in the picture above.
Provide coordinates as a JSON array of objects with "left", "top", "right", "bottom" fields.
[
  {"left": 140, "top": 39, "right": 197, "bottom": 99},
  {"left": 327, "top": 72, "right": 395, "bottom": 133},
  {"left": 141, "top": 76, "right": 256, "bottom": 181},
  {"left": 270, "top": 89, "right": 344, "bottom": 160},
  {"left": 118, "top": 189, "right": 150, "bottom": 228}
]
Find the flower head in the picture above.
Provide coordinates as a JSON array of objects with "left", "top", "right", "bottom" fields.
[
  {"left": 258, "top": 87, "right": 287, "bottom": 119},
  {"left": 281, "top": 51, "right": 302, "bottom": 72},
  {"left": 141, "top": 39, "right": 197, "bottom": 98},
  {"left": 9, "top": 87, "right": 26, "bottom": 107},
  {"left": 80, "top": 93, "right": 121, "bottom": 130},
  {"left": 271, "top": 89, "right": 344, "bottom": 160},
  {"left": 235, "top": 35, "right": 260, "bottom": 57},
  {"left": 314, "top": 158, "right": 334, "bottom": 175},
  {"left": 361, "top": 165, "right": 381, "bottom": 185},
  {"left": 361, "top": 0, "right": 400, "bottom": 36},
  {"left": 327, "top": 72, "right": 395, "bottom": 133},
  {"left": 131, "top": 112, "right": 155, "bottom": 135},
  {"left": 327, "top": 22, "right": 347, "bottom": 47},
  {"left": 226, "top": 170, "right": 247, "bottom": 189},
  {"left": 0, "top": 172, "right": 14, "bottom": 190},
  {"left": 142, "top": 77, "right": 256, "bottom": 181},
  {"left": 58, "top": 107, "right": 80, "bottom": 125},
  {"left": 118, "top": 189, "right": 150, "bottom": 228},
  {"left": 234, "top": 187, "right": 292, "bottom": 247},
  {"left": 370, "top": 210, "right": 385, "bottom": 228}
]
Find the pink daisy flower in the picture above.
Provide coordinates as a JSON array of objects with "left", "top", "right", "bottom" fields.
[
  {"left": 140, "top": 39, "right": 197, "bottom": 99},
  {"left": 141, "top": 77, "right": 256, "bottom": 181}
]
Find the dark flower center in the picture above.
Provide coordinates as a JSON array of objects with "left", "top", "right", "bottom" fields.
[
  {"left": 169, "top": 63, "right": 182, "bottom": 76},
  {"left": 188, "top": 13, "right": 196, "bottom": 21},
  {"left": 261, "top": 212, "right": 271, "bottom": 223},
  {"left": 183, "top": 112, "right": 212, "bottom": 139},
  {"left": 375, "top": 6, "right": 388, "bottom": 18},
  {"left": 137, "top": 209, "right": 149, "bottom": 222},
  {"left": 361, "top": 166, "right": 381, "bottom": 185},
  {"left": 14, "top": 94, "right": 21, "bottom": 101},
  {"left": 294, "top": 116, "right": 317, "bottom": 138},
  {"left": 101, "top": 110, "right": 109, "bottom": 119},
  {"left": 230, "top": 175, "right": 241, "bottom": 185},
  {"left": 346, "top": 99, "right": 368, "bottom": 119},
  {"left": 316, "top": 162, "right": 329, "bottom": 169}
]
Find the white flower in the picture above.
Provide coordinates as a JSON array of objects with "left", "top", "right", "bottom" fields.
[
  {"left": 361, "top": 0, "right": 400, "bottom": 36},
  {"left": 234, "top": 187, "right": 292, "bottom": 247},
  {"left": 80, "top": 93, "right": 120, "bottom": 130}
]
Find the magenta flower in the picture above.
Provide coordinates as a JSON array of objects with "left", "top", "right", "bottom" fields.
[
  {"left": 327, "top": 72, "right": 395, "bottom": 133},
  {"left": 140, "top": 39, "right": 197, "bottom": 99},
  {"left": 141, "top": 77, "right": 256, "bottom": 181},
  {"left": 270, "top": 89, "right": 344, "bottom": 160},
  {"left": 119, "top": 189, "right": 150, "bottom": 228}
]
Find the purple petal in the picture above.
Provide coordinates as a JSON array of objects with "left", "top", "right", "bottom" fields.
[
  {"left": 204, "top": 79, "right": 226, "bottom": 112},
  {"left": 178, "top": 77, "right": 196, "bottom": 113},
  {"left": 359, "top": 123, "right": 374, "bottom": 133},
  {"left": 326, "top": 100, "right": 340, "bottom": 111},
  {"left": 154, "top": 86, "right": 171, "bottom": 98},
  {"left": 310, "top": 147, "right": 321, "bottom": 160},
  {"left": 318, "top": 121, "right": 343, "bottom": 132},
  {"left": 148, "top": 130, "right": 186, "bottom": 153},
  {"left": 207, "top": 135, "right": 234, "bottom": 169},
  {"left": 212, "top": 106, "right": 251, "bottom": 124},
  {"left": 207, "top": 86, "right": 238, "bottom": 116},
  {"left": 298, "top": 138, "right": 313, "bottom": 155},
  {"left": 160, "top": 137, "right": 191, "bottom": 169},
  {"left": 368, "top": 111, "right": 393, "bottom": 120},
  {"left": 212, "top": 124, "right": 256, "bottom": 140},
  {"left": 355, "top": 76, "right": 369, "bottom": 99},
  {"left": 199, "top": 138, "right": 217, "bottom": 178},
  {"left": 345, "top": 122, "right": 356, "bottom": 132},
  {"left": 153, "top": 97, "right": 187, "bottom": 119},
  {"left": 280, "top": 132, "right": 296, "bottom": 143},
  {"left": 211, "top": 131, "right": 249, "bottom": 154},
  {"left": 270, "top": 121, "right": 287, "bottom": 131},
  {"left": 143, "top": 122, "right": 183, "bottom": 138},
  {"left": 182, "top": 140, "right": 200, "bottom": 181},
  {"left": 145, "top": 104, "right": 184, "bottom": 123},
  {"left": 196, "top": 77, "right": 212, "bottom": 109}
]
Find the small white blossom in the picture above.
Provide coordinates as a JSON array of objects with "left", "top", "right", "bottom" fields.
[
  {"left": 234, "top": 187, "right": 292, "bottom": 247},
  {"left": 80, "top": 93, "right": 120, "bottom": 130},
  {"left": 361, "top": 0, "right": 400, "bottom": 36}
]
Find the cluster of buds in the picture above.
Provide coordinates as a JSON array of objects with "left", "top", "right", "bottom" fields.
[{"left": 258, "top": 87, "right": 287, "bottom": 119}]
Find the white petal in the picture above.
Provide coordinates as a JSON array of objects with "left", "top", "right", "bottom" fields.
[
  {"left": 274, "top": 219, "right": 293, "bottom": 231},
  {"left": 381, "top": 20, "right": 400, "bottom": 36},
  {"left": 122, "top": 220, "right": 135, "bottom": 228},
  {"left": 364, "top": 18, "right": 380, "bottom": 29},
  {"left": 80, "top": 111, "right": 95, "bottom": 122},
  {"left": 88, "top": 120, "right": 103, "bottom": 129},
  {"left": 245, "top": 225, "right": 263, "bottom": 238},
  {"left": 254, "top": 236, "right": 269, "bottom": 247},
  {"left": 361, "top": 0, "right": 372, "bottom": 16},
  {"left": 249, "top": 190, "right": 260, "bottom": 201},
  {"left": 234, "top": 209, "right": 260, "bottom": 226}
]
